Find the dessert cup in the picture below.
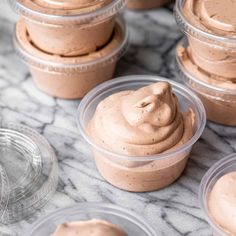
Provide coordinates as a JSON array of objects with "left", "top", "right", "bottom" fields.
[
  {"left": 199, "top": 153, "right": 236, "bottom": 236},
  {"left": 127, "top": 0, "right": 170, "bottom": 10},
  {"left": 175, "top": 0, "right": 236, "bottom": 83},
  {"left": 9, "top": 0, "right": 126, "bottom": 56},
  {"left": 176, "top": 40, "right": 236, "bottom": 126},
  {"left": 0, "top": 122, "right": 58, "bottom": 224},
  {"left": 77, "top": 75, "right": 206, "bottom": 192},
  {"left": 14, "top": 18, "right": 128, "bottom": 99},
  {"left": 26, "top": 203, "right": 157, "bottom": 236},
  {"left": 174, "top": 0, "right": 236, "bottom": 78}
]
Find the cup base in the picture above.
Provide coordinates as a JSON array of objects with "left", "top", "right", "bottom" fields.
[
  {"left": 94, "top": 152, "right": 190, "bottom": 192},
  {"left": 30, "top": 65, "right": 116, "bottom": 99}
]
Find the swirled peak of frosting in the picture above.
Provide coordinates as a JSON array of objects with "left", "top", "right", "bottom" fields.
[
  {"left": 88, "top": 82, "right": 195, "bottom": 156},
  {"left": 184, "top": 0, "right": 236, "bottom": 36},
  {"left": 209, "top": 172, "right": 236, "bottom": 235},
  {"left": 51, "top": 220, "right": 128, "bottom": 236}
]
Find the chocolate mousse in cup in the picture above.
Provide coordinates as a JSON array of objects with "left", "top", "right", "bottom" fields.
[
  {"left": 26, "top": 203, "right": 157, "bottom": 235},
  {"left": 175, "top": 0, "right": 236, "bottom": 126},
  {"left": 127, "top": 0, "right": 170, "bottom": 10},
  {"left": 176, "top": 39, "right": 236, "bottom": 126},
  {"left": 77, "top": 75, "right": 206, "bottom": 192},
  {"left": 9, "top": 0, "right": 126, "bottom": 56},
  {"left": 13, "top": 18, "right": 128, "bottom": 99},
  {"left": 199, "top": 153, "right": 236, "bottom": 236}
]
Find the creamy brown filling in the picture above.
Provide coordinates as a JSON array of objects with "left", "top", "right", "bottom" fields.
[
  {"left": 177, "top": 45, "right": 236, "bottom": 90},
  {"left": 19, "top": 0, "right": 112, "bottom": 15},
  {"left": 183, "top": 0, "right": 236, "bottom": 37},
  {"left": 51, "top": 220, "right": 128, "bottom": 236},
  {"left": 16, "top": 19, "right": 123, "bottom": 64},
  {"left": 209, "top": 172, "right": 236, "bottom": 236},
  {"left": 88, "top": 82, "right": 195, "bottom": 157}
]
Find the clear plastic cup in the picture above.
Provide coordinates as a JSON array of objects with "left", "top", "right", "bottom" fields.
[
  {"left": 176, "top": 39, "right": 236, "bottom": 126},
  {"left": 0, "top": 122, "right": 58, "bottom": 224},
  {"left": 127, "top": 0, "right": 170, "bottom": 10},
  {"left": 9, "top": 0, "right": 126, "bottom": 56},
  {"left": 174, "top": 0, "right": 236, "bottom": 78},
  {"left": 14, "top": 18, "right": 128, "bottom": 99},
  {"left": 199, "top": 153, "right": 236, "bottom": 236},
  {"left": 25, "top": 203, "right": 157, "bottom": 236},
  {"left": 77, "top": 75, "right": 206, "bottom": 192}
]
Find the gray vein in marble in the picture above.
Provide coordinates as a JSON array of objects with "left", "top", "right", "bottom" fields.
[{"left": 0, "top": 1, "right": 235, "bottom": 236}]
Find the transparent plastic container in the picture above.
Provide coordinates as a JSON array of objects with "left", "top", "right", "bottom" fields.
[
  {"left": 199, "top": 153, "right": 236, "bottom": 236},
  {"left": 176, "top": 39, "right": 236, "bottom": 126},
  {"left": 14, "top": 18, "right": 128, "bottom": 99},
  {"left": 174, "top": 0, "right": 236, "bottom": 78},
  {"left": 0, "top": 122, "right": 58, "bottom": 224},
  {"left": 9, "top": 0, "right": 126, "bottom": 56},
  {"left": 127, "top": 0, "right": 170, "bottom": 10},
  {"left": 77, "top": 75, "right": 206, "bottom": 192},
  {"left": 26, "top": 203, "right": 157, "bottom": 236}
]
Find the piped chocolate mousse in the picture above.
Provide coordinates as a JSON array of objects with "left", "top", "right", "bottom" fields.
[
  {"left": 13, "top": 0, "right": 125, "bottom": 56},
  {"left": 87, "top": 81, "right": 196, "bottom": 192},
  {"left": 209, "top": 172, "right": 236, "bottom": 236},
  {"left": 51, "top": 220, "right": 128, "bottom": 236},
  {"left": 182, "top": 0, "right": 236, "bottom": 77},
  {"left": 15, "top": 18, "right": 127, "bottom": 99},
  {"left": 183, "top": 0, "right": 236, "bottom": 36},
  {"left": 175, "top": 0, "right": 236, "bottom": 126},
  {"left": 88, "top": 82, "right": 195, "bottom": 157},
  {"left": 20, "top": 0, "right": 113, "bottom": 14}
]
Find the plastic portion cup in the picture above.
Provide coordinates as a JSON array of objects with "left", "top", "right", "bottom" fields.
[
  {"left": 9, "top": 0, "right": 126, "bottom": 56},
  {"left": 14, "top": 18, "right": 128, "bottom": 99},
  {"left": 0, "top": 122, "right": 58, "bottom": 224},
  {"left": 176, "top": 39, "right": 236, "bottom": 126},
  {"left": 0, "top": 165, "right": 9, "bottom": 223},
  {"left": 77, "top": 75, "right": 206, "bottom": 192},
  {"left": 199, "top": 153, "right": 236, "bottom": 236},
  {"left": 127, "top": 0, "right": 170, "bottom": 10},
  {"left": 174, "top": 0, "right": 236, "bottom": 78},
  {"left": 25, "top": 203, "right": 157, "bottom": 236}
]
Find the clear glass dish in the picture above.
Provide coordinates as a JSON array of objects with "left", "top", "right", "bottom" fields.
[
  {"left": 0, "top": 122, "right": 58, "bottom": 224},
  {"left": 26, "top": 203, "right": 157, "bottom": 236}
]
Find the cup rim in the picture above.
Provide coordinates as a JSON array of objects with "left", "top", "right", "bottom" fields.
[
  {"left": 13, "top": 18, "right": 129, "bottom": 72},
  {"left": 26, "top": 202, "right": 157, "bottom": 236},
  {"left": 77, "top": 75, "right": 206, "bottom": 162},
  {"left": 0, "top": 121, "right": 58, "bottom": 224},
  {"left": 199, "top": 153, "right": 236, "bottom": 236},
  {"left": 174, "top": 0, "right": 236, "bottom": 45},
  {"left": 9, "top": 0, "right": 126, "bottom": 25},
  {"left": 175, "top": 39, "right": 236, "bottom": 96}
]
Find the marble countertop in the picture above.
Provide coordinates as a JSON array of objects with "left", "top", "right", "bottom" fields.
[{"left": 0, "top": 1, "right": 235, "bottom": 235}]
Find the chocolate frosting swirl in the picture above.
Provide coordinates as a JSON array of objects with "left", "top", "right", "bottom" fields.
[{"left": 88, "top": 82, "right": 195, "bottom": 157}]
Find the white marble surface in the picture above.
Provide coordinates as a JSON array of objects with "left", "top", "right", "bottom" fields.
[{"left": 0, "top": 1, "right": 235, "bottom": 235}]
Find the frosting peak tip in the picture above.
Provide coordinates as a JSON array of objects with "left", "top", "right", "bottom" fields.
[{"left": 122, "top": 82, "right": 177, "bottom": 127}]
